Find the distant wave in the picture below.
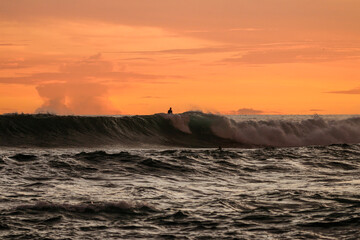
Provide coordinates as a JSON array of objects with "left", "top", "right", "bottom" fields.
[{"left": 0, "top": 112, "right": 359, "bottom": 148}]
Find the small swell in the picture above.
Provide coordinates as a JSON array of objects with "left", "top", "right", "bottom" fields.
[
  {"left": 300, "top": 217, "right": 360, "bottom": 228},
  {"left": 9, "top": 154, "right": 37, "bottom": 162},
  {"left": 15, "top": 201, "right": 157, "bottom": 215},
  {"left": 74, "top": 151, "right": 142, "bottom": 162}
]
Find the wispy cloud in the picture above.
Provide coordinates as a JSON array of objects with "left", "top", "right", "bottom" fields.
[
  {"left": 0, "top": 43, "right": 28, "bottom": 47},
  {"left": 0, "top": 54, "right": 181, "bottom": 85},
  {"left": 141, "top": 96, "right": 162, "bottom": 99},
  {"left": 0, "top": 60, "right": 29, "bottom": 70},
  {"left": 0, "top": 72, "right": 170, "bottom": 85},
  {"left": 222, "top": 47, "right": 360, "bottom": 64},
  {"left": 226, "top": 28, "right": 263, "bottom": 32},
  {"left": 326, "top": 87, "right": 360, "bottom": 94},
  {"left": 107, "top": 46, "right": 238, "bottom": 55}
]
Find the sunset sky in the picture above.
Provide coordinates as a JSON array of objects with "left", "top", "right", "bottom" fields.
[{"left": 1, "top": 0, "right": 360, "bottom": 115}]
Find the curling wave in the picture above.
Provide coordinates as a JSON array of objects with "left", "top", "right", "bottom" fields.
[{"left": 0, "top": 112, "right": 359, "bottom": 147}]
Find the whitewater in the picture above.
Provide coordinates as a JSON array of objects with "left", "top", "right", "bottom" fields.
[{"left": 1, "top": 112, "right": 360, "bottom": 239}]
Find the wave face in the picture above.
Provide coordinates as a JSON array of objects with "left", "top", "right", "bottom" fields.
[{"left": 1, "top": 112, "right": 360, "bottom": 147}]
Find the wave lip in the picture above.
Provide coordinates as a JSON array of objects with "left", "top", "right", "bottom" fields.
[{"left": 0, "top": 112, "right": 359, "bottom": 148}]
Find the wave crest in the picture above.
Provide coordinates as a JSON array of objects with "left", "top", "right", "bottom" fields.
[{"left": 0, "top": 112, "right": 359, "bottom": 147}]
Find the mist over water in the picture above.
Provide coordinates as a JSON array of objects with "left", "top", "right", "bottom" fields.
[{"left": 1, "top": 113, "right": 360, "bottom": 239}]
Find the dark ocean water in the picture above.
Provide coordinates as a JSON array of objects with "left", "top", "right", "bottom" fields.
[{"left": 1, "top": 112, "right": 360, "bottom": 239}]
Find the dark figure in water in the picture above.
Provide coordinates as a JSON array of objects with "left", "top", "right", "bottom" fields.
[{"left": 168, "top": 107, "right": 173, "bottom": 114}]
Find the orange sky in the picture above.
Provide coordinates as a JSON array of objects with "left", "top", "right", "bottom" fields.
[{"left": 0, "top": 0, "right": 360, "bottom": 115}]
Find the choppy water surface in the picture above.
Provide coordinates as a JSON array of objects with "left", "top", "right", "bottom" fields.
[
  {"left": 0, "top": 113, "right": 360, "bottom": 239},
  {"left": 1, "top": 146, "right": 360, "bottom": 239}
]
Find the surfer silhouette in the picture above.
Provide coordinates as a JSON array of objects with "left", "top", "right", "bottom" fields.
[{"left": 167, "top": 107, "right": 173, "bottom": 114}]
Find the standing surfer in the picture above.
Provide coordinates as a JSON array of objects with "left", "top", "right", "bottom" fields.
[{"left": 168, "top": 107, "right": 173, "bottom": 114}]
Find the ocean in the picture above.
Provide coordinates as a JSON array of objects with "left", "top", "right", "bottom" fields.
[{"left": 0, "top": 112, "right": 360, "bottom": 239}]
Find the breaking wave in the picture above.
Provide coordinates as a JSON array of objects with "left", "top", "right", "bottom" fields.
[{"left": 0, "top": 112, "right": 359, "bottom": 147}]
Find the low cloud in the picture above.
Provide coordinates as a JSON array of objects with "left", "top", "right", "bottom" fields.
[
  {"left": 35, "top": 82, "right": 115, "bottom": 115},
  {"left": 229, "top": 108, "right": 264, "bottom": 115},
  {"left": 25, "top": 53, "right": 178, "bottom": 115},
  {"left": 32, "top": 53, "right": 160, "bottom": 115},
  {"left": 326, "top": 87, "right": 360, "bottom": 95}
]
